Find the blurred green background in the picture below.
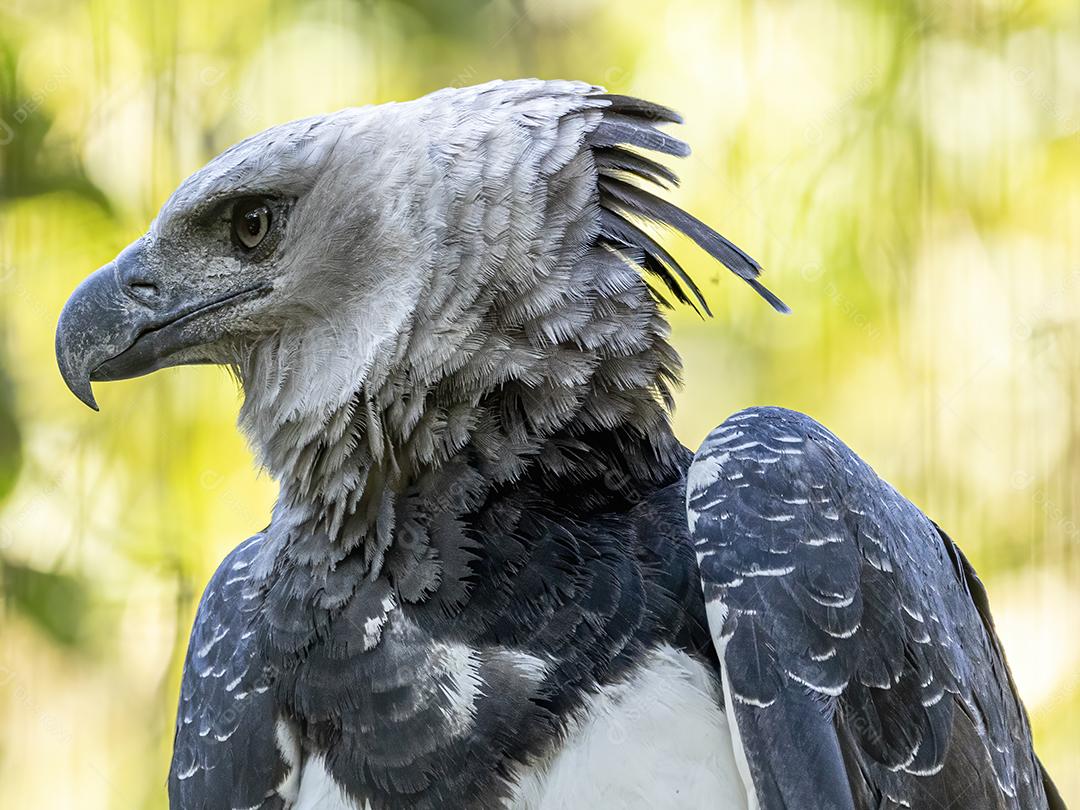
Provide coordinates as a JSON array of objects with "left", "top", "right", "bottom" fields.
[{"left": 1, "top": 0, "right": 1079, "bottom": 805}]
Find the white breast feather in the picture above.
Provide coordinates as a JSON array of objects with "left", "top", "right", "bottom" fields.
[{"left": 507, "top": 644, "right": 750, "bottom": 809}]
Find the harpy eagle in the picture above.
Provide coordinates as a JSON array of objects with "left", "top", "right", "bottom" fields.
[{"left": 55, "top": 80, "right": 1063, "bottom": 810}]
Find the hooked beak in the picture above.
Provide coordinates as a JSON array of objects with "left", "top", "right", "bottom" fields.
[{"left": 55, "top": 255, "right": 270, "bottom": 411}]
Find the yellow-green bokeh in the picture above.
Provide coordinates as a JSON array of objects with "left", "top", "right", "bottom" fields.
[{"left": 1, "top": 0, "right": 1078, "bottom": 806}]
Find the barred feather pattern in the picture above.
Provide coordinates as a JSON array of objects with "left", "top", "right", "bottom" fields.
[{"left": 686, "top": 407, "right": 1056, "bottom": 810}]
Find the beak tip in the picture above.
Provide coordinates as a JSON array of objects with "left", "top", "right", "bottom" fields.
[
  {"left": 59, "top": 371, "right": 100, "bottom": 411},
  {"left": 55, "top": 337, "right": 100, "bottom": 412}
]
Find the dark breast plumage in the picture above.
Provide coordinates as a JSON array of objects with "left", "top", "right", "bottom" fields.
[{"left": 171, "top": 453, "right": 719, "bottom": 810}]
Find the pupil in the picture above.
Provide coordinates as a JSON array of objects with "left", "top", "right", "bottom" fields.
[{"left": 245, "top": 210, "right": 262, "bottom": 236}]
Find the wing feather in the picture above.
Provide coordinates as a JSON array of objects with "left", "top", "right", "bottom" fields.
[
  {"left": 686, "top": 406, "right": 1057, "bottom": 809},
  {"left": 169, "top": 534, "right": 289, "bottom": 810}
]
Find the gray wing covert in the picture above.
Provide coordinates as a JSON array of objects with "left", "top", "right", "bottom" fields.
[
  {"left": 169, "top": 534, "right": 293, "bottom": 810},
  {"left": 686, "top": 406, "right": 1056, "bottom": 810}
]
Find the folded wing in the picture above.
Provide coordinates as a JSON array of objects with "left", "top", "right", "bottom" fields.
[
  {"left": 169, "top": 535, "right": 291, "bottom": 810},
  {"left": 686, "top": 406, "right": 1060, "bottom": 810}
]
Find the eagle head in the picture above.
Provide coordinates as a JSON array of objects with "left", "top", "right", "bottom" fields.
[{"left": 56, "top": 80, "right": 783, "bottom": 500}]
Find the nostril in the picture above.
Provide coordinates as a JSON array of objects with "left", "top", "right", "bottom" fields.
[
  {"left": 112, "top": 240, "right": 161, "bottom": 304},
  {"left": 126, "top": 280, "right": 160, "bottom": 302}
]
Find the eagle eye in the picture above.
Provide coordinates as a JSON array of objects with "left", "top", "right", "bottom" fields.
[{"left": 231, "top": 197, "right": 272, "bottom": 250}]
